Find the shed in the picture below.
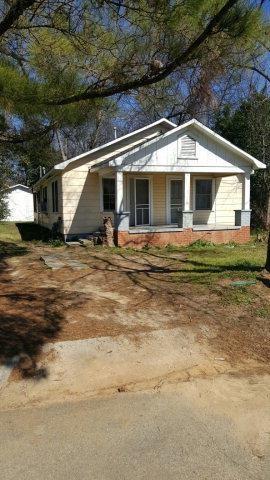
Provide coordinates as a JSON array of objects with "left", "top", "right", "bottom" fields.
[{"left": 5, "top": 184, "right": 34, "bottom": 222}]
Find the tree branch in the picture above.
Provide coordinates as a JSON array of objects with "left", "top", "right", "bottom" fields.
[
  {"left": 50, "top": 0, "right": 239, "bottom": 105},
  {"left": 0, "top": 0, "right": 37, "bottom": 37},
  {"left": 0, "top": 123, "right": 55, "bottom": 144},
  {"left": 248, "top": 66, "right": 270, "bottom": 84}
]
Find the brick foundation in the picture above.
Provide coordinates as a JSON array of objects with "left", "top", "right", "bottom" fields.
[{"left": 115, "top": 227, "right": 250, "bottom": 248}]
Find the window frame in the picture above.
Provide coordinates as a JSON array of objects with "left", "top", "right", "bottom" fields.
[
  {"left": 101, "top": 177, "right": 116, "bottom": 212},
  {"left": 193, "top": 177, "right": 215, "bottom": 211}
]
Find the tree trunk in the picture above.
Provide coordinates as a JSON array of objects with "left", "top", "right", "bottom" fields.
[{"left": 266, "top": 230, "right": 270, "bottom": 273}]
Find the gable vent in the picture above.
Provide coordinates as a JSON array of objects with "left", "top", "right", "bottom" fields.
[{"left": 180, "top": 135, "right": 196, "bottom": 157}]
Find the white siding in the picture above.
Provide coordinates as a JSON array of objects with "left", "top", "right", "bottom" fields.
[
  {"left": 35, "top": 176, "right": 63, "bottom": 231},
  {"left": 117, "top": 127, "right": 251, "bottom": 174},
  {"left": 6, "top": 187, "right": 34, "bottom": 222},
  {"left": 192, "top": 174, "right": 242, "bottom": 225}
]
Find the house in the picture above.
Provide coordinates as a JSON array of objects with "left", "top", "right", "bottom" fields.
[
  {"left": 5, "top": 184, "right": 34, "bottom": 222},
  {"left": 33, "top": 118, "right": 266, "bottom": 247}
]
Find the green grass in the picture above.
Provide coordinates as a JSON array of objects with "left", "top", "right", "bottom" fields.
[
  {"left": 219, "top": 286, "right": 255, "bottom": 306},
  {"left": 256, "top": 306, "right": 270, "bottom": 318},
  {"left": 142, "top": 241, "right": 266, "bottom": 286},
  {"left": 0, "top": 221, "right": 22, "bottom": 243},
  {"left": 0, "top": 221, "right": 53, "bottom": 244}
]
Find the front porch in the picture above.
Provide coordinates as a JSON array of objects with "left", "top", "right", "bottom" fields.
[{"left": 111, "top": 171, "right": 251, "bottom": 247}]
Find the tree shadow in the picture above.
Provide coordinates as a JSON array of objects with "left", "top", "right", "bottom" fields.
[
  {"left": 15, "top": 222, "right": 51, "bottom": 242},
  {"left": 0, "top": 240, "right": 28, "bottom": 260},
  {"left": 0, "top": 236, "right": 65, "bottom": 379},
  {"left": 0, "top": 288, "right": 71, "bottom": 379}
]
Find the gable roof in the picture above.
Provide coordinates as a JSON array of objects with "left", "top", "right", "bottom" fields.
[
  {"left": 107, "top": 118, "right": 265, "bottom": 171},
  {"left": 167, "top": 119, "right": 266, "bottom": 170},
  {"left": 33, "top": 117, "right": 265, "bottom": 189},
  {"left": 7, "top": 184, "right": 31, "bottom": 191},
  {"left": 91, "top": 119, "right": 266, "bottom": 171},
  {"left": 33, "top": 118, "right": 176, "bottom": 188}
]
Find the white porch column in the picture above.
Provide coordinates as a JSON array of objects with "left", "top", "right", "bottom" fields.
[
  {"left": 235, "top": 172, "right": 251, "bottom": 227},
  {"left": 184, "top": 173, "right": 191, "bottom": 211},
  {"left": 178, "top": 173, "right": 193, "bottom": 229},
  {"left": 242, "top": 172, "right": 250, "bottom": 210},
  {"left": 116, "top": 171, "right": 124, "bottom": 214}
]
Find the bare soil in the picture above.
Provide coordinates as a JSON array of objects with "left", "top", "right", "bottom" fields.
[{"left": 1, "top": 243, "right": 270, "bottom": 379}]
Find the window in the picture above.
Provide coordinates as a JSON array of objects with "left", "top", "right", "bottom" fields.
[
  {"left": 102, "top": 178, "right": 115, "bottom": 211},
  {"left": 52, "top": 180, "right": 58, "bottom": 212},
  {"left": 34, "top": 192, "right": 38, "bottom": 212},
  {"left": 41, "top": 186, "right": 47, "bottom": 212},
  {"left": 195, "top": 179, "right": 212, "bottom": 210}
]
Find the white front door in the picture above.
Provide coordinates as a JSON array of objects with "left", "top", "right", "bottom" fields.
[
  {"left": 135, "top": 178, "right": 150, "bottom": 226},
  {"left": 169, "top": 179, "right": 183, "bottom": 224}
]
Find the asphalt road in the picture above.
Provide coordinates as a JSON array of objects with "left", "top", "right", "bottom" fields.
[{"left": 0, "top": 387, "right": 268, "bottom": 480}]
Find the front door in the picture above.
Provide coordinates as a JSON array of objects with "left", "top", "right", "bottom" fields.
[
  {"left": 135, "top": 178, "right": 150, "bottom": 226},
  {"left": 170, "top": 179, "right": 183, "bottom": 224}
]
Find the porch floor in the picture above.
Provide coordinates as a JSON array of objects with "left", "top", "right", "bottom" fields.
[{"left": 128, "top": 224, "right": 241, "bottom": 234}]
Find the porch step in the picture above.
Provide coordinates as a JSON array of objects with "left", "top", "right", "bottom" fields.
[{"left": 78, "top": 232, "right": 105, "bottom": 246}]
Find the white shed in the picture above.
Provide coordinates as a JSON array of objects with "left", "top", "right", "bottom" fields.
[{"left": 5, "top": 184, "right": 34, "bottom": 222}]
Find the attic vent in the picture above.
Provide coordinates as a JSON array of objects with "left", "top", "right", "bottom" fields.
[{"left": 180, "top": 135, "right": 196, "bottom": 157}]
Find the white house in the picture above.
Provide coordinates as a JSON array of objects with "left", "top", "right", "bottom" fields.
[
  {"left": 5, "top": 184, "right": 34, "bottom": 222},
  {"left": 33, "top": 118, "right": 266, "bottom": 247}
]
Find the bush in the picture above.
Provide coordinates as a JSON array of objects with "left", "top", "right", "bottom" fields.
[
  {"left": 0, "top": 192, "right": 9, "bottom": 220},
  {"left": 48, "top": 238, "right": 65, "bottom": 248},
  {"left": 189, "top": 239, "right": 214, "bottom": 248}
]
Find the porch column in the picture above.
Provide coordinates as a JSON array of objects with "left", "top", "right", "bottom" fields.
[
  {"left": 235, "top": 172, "right": 251, "bottom": 226},
  {"left": 115, "top": 171, "right": 130, "bottom": 231},
  {"left": 179, "top": 173, "right": 193, "bottom": 229},
  {"left": 242, "top": 172, "right": 250, "bottom": 211},
  {"left": 116, "top": 171, "right": 124, "bottom": 213},
  {"left": 184, "top": 173, "right": 191, "bottom": 211}
]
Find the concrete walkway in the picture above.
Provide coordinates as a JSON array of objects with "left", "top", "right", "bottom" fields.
[{"left": 0, "top": 328, "right": 224, "bottom": 410}]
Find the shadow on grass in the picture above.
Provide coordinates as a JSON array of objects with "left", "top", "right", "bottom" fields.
[
  {"left": 0, "top": 241, "right": 28, "bottom": 260},
  {"left": 15, "top": 222, "right": 51, "bottom": 242},
  {"left": 0, "top": 289, "right": 65, "bottom": 379}
]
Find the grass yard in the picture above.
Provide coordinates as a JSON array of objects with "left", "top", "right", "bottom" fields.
[{"left": 0, "top": 222, "right": 22, "bottom": 243}]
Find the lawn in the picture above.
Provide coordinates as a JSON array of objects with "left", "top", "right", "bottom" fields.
[
  {"left": 0, "top": 222, "right": 22, "bottom": 243},
  {"left": 0, "top": 221, "right": 54, "bottom": 247}
]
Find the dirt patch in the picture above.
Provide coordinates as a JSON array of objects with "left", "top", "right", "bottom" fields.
[{"left": 1, "top": 242, "right": 270, "bottom": 376}]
